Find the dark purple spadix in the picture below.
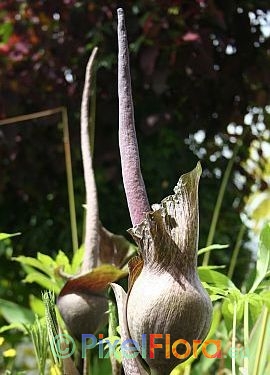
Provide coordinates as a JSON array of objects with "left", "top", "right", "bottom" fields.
[
  {"left": 114, "top": 9, "right": 213, "bottom": 375},
  {"left": 117, "top": 8, "right": 150, "bottom": 226}
]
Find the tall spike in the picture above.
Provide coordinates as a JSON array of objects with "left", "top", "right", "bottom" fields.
[
  {"left": 81, "top": 47, "right": 99, "bottom": 272},
  {"left": 117, "top": 8, "right": 150, "bottom": 226}
]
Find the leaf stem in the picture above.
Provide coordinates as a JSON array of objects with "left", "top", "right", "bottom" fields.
[
  {"left": 253, "top": 306, "right": 269, "bottom": 375},
  {"left": 232, "top": 301, "right": 237, "bottom": 375},
  {"left": 243, "top": 298, "right": 249, "bottom": 374},
  {"left": 227, "top": 224, "right": 246, "bottom": 279},
  {"left": 62, "top": 107, "right": 79, "bottom": 254},
  {"left": 203, "top": 140, "right": 241, "bottom": 266}
]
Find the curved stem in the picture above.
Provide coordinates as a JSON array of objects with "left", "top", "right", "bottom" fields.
[
  {"left": 117, "top": 8, "right": 150, "bottom": 226},
  {"left": 81, "top": 47, "right": 99, "bottom": 272}
]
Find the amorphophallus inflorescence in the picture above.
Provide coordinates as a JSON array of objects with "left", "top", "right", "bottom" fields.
[
  {"left": 112, "top": 8, "right": 213, "bottom": 375},
  {"left": 57, "top": 48, "right": 129, "bottom": 343}
]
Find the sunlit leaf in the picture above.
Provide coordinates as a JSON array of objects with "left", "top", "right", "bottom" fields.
[
  {"left": 0, "top": 322, "right": 26, "bottom": 333},
  {"left": 71, "top": 245, "right": 84, "bottom": 274},
  {"left": 55, "top": 250, "right": 71, "bottom": 274},
  {"left": 248, "top": 307, "right": 270, "bottom": 375},
  {"left": 0, "top": 232, "right": 21, "bottom": 241},
  {"left": 198, "top": 267, "right": 236, "bottom": 289},
  {"left": 260, "top": 290, "right": 270, "bottom": 309},
  {"left": 29, "top": 295, "right": 45, "bottom": 317},
  {"left": 247, "top": 293, "right": 264, "bottom": 325},
  {"left": 37, "top": 253, "right": 57, "bottom": 272},
  {"left": 250, "top": 222, "right": 270, "bottom": 292},
  {"left": 0, "top": 298, "right": 35, "bottom": 325},
  {"left": 24, "top": 272, "right": 60, "bottom": 294},
  {"left": 13, "top": 255, "right": 51, "bottom": 277}
]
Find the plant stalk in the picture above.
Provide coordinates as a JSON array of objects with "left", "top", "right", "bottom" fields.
[
  {"left": 253, "top": 306, "right": 269, "bottom": 375},
  {"left": 232, "top": 301, "right": 237, "bottom": 375},
  {"left": 227, "top": 223, "right": 246, "bottom": 279},
  {"left": 62, "top": 107, "right": 79, "bottom": 254},
  {"left": 203, "top": 140, "right": 242, "bottom": 266},
  {"left": 243, "top": 298, "right": 249, "bottom": 374}
]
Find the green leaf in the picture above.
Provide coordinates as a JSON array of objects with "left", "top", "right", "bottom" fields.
[
  {"left": 202, "top": 284, "right": 229, "bottom": 301},
  {"left": 24, "top": 272, "right": 60, "bottom": 294},
  {"left": 247, "top": 293, "right": 264, "bottom": 324},
  {"left": 55, "top": 250, "right": 71, "bottom": 274},
  {"left": 28, "top": 317, "right": 48, "bottom": 374},
  {"left": 0, "top": 232, "right": 21, "bottom": 241},
  {"left": 248, "top": 307, "right": 270, "bottom": 375},
  {"left": 198, "top": 267, "right": 236, "bottom": 289},
  {"left": 42, "top": 291, "right": 60, "bottom": 367},
  {"left": 260, "top": 290, "right": 270, "bottom": 309},
  {"left": 29, "top": 295, "right": 45, "bottom": 317},
  {"left": 0, "top": 298, "right": 35, "bottom": 325},
  {"left": 0, "top": 322, "right": 27, "bottom": 333},
  {"left": 221, "top": 290, "right": 244, "bottom": 330},
  {"left": 13, "top": 255, "right": 51, "bottom": 277},
  {"left": 71, "top": 245, "right": 84, "bottom": 274},
  {"left": 250, "top": 222, "right": 270, "bottom": 292},
  {"left": 37, "top": 252, "right": 56, "bottom": 273},
  {"left": 198, "top": 244, "right": 229, "bottom": 256}
]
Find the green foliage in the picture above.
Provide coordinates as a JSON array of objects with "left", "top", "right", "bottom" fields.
[
  {"left": 0, "top": 1, "right": 269, "bottom": 374},
  {"left": 248, "top": 307, "right": 270, "bottom": 375},
  {"left": 0, "top": 233, "right": 21, "bottom": 241},
  {"left": 250, "top": 222, "right": 270, "bottom": 292},
  {"left": 25, "top": 317, "right": 48, "bottom": 375},
  {"left": 12, "top": 246, "right": 84, "bottom": 293}
]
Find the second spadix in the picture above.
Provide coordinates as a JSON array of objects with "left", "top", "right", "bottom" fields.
[{"left": 114, "top": 8, "right": 213, "bottom": 375}]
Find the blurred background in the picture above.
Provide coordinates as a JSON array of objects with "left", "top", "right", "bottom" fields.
[{"left": 0, "top": 0, "right": 269, "bottom": 302}]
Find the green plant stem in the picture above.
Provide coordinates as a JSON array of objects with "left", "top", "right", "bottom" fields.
[
  {"left": 253, "top": 306, "right": 269, "bottom": 375},
  {"left": 243, "top": 299, "right": 249, "bottom": 374},
  {"left": 232, "top": 301, "right": 237, "bottom": 375},
  {"left": 203, "top": 140, "right": 242, "bottom": 266},
  {"left": 227, "top": 224, "right": 246, "bottom": 279},
  {"left": 183, "top": 365, "right": 191, "bottom": 375},
  {"left": 62, "top": 107, "right": 79, "bottom": 254}
]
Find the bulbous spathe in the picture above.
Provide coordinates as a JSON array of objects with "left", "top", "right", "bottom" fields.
[
  {"left": 126, "top": 163, "right": 212, "bottom": 374},
  {"left": 114, "top": 8, "right": 213, "bottom": 375}
]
